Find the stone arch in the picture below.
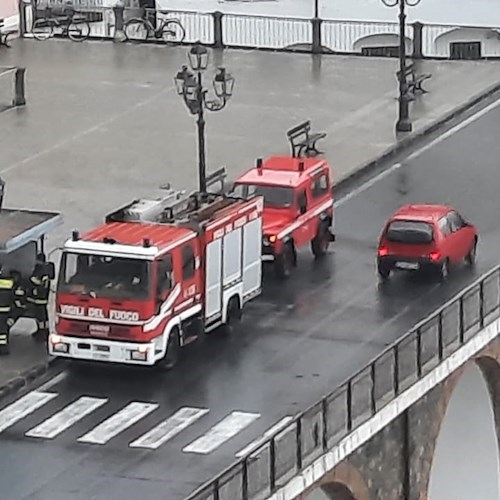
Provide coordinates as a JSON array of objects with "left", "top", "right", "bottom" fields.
[
  {"left": 298, "top": 462, "right": 370, "bottom": 500},
  {"left": 353, "top": 33, "right": 412, "bottom": 53},
  {"left": 416, "top": 346, "right": 500, "bottom": 499},
  {"left": 433, "top": 27, "right": 499, "bottom": 57}
]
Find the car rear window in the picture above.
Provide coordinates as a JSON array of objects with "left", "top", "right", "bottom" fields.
[{"left": 385, "top": 220, "right": 434, "bottom": 244}]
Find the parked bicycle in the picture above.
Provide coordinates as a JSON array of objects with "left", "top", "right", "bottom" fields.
[
  {"left": 31, "top": 7, "right": 91, "bottom": 42},
  {"left": 124, "top": 10, "right": 186, "bottom": 45}
]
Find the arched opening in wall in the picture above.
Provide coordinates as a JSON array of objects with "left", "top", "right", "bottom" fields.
[
  {"left": 428, "top": 363, "right": 500, "bottom": 500},
  {"left": 353, "top": 33, "right": 412, "bottom": 57},
  {"left": 305, "top": 482, "right": 357, "bottom": 500}
]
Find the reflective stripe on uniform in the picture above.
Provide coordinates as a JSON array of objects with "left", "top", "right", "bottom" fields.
[
  {"left": 0, "top": 279, "right": 14, "bottom": 289},
  {"left": 0, "top": 306, "right": 11, "bottom": 313},
  {"left": 27, "top": 298, "right": 48, "bottom": 305},
  {"left": 0, "top": 335, "right": 7, "bottom": 344}
]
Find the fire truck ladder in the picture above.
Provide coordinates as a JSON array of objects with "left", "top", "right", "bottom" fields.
[
  {"left": 105, "top": 167, "right": 231, "bottom": 226},
  {"left": 162, "top": 167, "right": 232, "bottom": 224}
]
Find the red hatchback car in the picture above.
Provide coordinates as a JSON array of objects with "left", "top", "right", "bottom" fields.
[{"left": 377, "top": 204, "right": 478, "bottom": 281}]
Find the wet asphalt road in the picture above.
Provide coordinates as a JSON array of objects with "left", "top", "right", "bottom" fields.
[{"left": 2, "top": 100, "right": 500, "bottom": 499}]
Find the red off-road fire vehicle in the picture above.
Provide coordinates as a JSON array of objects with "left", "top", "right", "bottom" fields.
[
  {"left": 232, "top": 156, "right": 335, "bottom": 278},
  {"left": 49, "top": 176, "right": 264, "bottom": 369}
]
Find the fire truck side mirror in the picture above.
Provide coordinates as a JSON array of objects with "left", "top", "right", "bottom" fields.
[{"left": 46, "top": 262, "right": 56, "bottom": 280}]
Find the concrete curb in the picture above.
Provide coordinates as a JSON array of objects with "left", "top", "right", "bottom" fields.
[
  {"left": 0, "top": 356, "right": 59, "bottom": 402},
  {"left": 1, "top": 80, "right": 499, "bottom": 406},
  {"left": 335, "top": 79, "right": 500, "bottom": 192}
]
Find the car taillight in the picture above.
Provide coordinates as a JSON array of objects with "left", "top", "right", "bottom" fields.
[
  {"left": 378, "top": 246, "right": 389, "bottom": 257},
  {"left": 429, "top": 251, "right": 442, "bottom": 262}
]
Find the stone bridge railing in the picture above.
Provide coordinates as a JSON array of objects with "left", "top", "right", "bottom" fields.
[{"left": 184, "top": 264, "right": 500, "bottom": 500}]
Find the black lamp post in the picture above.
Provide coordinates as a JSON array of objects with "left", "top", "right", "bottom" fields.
[
  {"left": 174, "top": 43, "right": 235, "bottom": 193},
  {"left": 381, "top": 0, "right": 421, "bottom": 133}
]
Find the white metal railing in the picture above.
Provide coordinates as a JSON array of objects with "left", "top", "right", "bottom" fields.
[
  {"left": 20, "top": 4, "right": 500, "bottom": 59},
  {"left": 223, "top": 14, "right": 311, "bottom": 49}
]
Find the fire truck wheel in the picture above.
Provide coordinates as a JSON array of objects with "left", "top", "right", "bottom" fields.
[
  {"left": 275, "top": 243, "right": 294, "bottom": 279},
  {"left": 159, "top": 327, "right": 180, "bottom": 370},
  {"left": 221, "top": 296, "right": 242, "bottom": 335},
  {"left": 311, "top": 221, "right": 330, "bottom": 258}
]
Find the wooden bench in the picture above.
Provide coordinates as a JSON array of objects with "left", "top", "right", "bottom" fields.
[
  {"left": 286, "top": 120, "right": 327, "bottom": 158},
  {"left": 396, "top": 61, "right": 432, "bottom": 100},
  {"left": 0, "top": 19, "right": 17, "bottom": 48}
]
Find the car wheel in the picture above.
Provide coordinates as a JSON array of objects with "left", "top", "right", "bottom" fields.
[
  {"left": 158, "top": 327, "right": 180, "bottom": 371},
  {"left": 311, "top": 222, "right": 330, "bottom": 258},
  {"left": 220, "top": 296, "right": 242, "bottom": 335},
  {"left": 438, "top": 259, "right": 449, "bottom": 281},
  {"left": 465, "top": 240, "right": 477, "bottom": 266},
  {"left": 378, "top": 263, "right": 391, "bottom": 281},
  {"left": 275, "top": 243, "right": 294, "bottom": 279}
]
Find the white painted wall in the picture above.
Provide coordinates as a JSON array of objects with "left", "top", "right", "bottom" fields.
[
  {"left": 156, "top": 0, "right": 500, "bottom": 26},
  {"left": 428, "top": 364, "right": 500, "bottom": 500}
]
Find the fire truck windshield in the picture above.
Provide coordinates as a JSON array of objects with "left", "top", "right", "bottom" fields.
[
  {"left": 57, "top": 252, "right": 151, "bottom": 300},
  {"left": 232, "top": 183, "right": 294, "bottom": 208}
]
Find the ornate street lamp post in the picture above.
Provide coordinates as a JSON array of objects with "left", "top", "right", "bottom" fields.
[
  {"left": 381, "top": 0, "right": 421, "bottom": 133},
  {"left": 174, "top": 43, "right": 235, "bottom": 193}
]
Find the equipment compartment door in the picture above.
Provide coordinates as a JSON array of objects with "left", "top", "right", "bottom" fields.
[
  {"left": 242, "top": 217, "right": 262, "bottom": 298},
  {"left": 222, "top": 228, "right": 242, "bottom": 287},
  {"left": 205, "top": 239, "right": 222, "bottom": 319}
]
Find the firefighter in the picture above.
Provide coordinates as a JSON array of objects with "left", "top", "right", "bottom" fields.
[
  {"left": 0, "top": 266, "right": 15, "bottom": 355},
  {"left": 11, "top": 270, "right": 26, "bottom": 323},
  {"left": 27, "top": 254, "right": 50, "bottom": 342}
]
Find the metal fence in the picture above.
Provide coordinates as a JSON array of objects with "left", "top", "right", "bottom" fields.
[
  {"left": 183, "top": 264, "right": 500, "bottom": 500},
  {"left": 17, "top": 3, "right": 500, "bottom": 59}
]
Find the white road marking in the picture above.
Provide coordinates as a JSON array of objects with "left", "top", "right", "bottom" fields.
[
  {"left": 0, "top": 391, "right": 58, "bottom": 434},
  {"left": 183, "top": 411, "right": 261, "bottom": 455},
  {"left": 235, "top": 416, "right": 293, "bottom": 458},
  {"left": 334, "top": 162, "right": 402, "bottom": 208},
  {"left": 77, "top": 402, "right": 158, "bottom": 445},
  {"left": 36, "top": 372, "right": 68, "bottom": 392},
  {"left": 335, "top": 96, "right": 500, "bottom": 208},
  {"left": 25, "top": 396, "right": 108, "bottom": 439},
  {"left": 129, "top": 407, "right": 210, "bottom": 450},
  {"left": 406, "top": 97, "right": 500, "bottom": 162}
]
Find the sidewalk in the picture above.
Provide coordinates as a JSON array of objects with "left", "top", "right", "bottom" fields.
[{"left": 1, "top": 39, "right": 500, "bottom": 394}]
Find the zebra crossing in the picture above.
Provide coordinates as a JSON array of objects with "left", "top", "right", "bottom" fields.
[{"left": 0, "top": 390, "right": 293, "bottom": 457}]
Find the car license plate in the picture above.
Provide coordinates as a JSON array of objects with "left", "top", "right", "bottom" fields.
[{"left": 396, "top": 261, "right": 419, "bottom": 270}]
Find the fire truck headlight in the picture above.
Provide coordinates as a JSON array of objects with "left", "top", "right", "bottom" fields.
[
  {"left": 263, "top": 235, "right": 276, "bottom": 246},
  {"left": 130, "top": 345, "right": 149, "bottom": 361},
  {"left": 50, "top": 334, "right": 69, "bottom": 353},
  {"left": 50, "top": 334, "right": 62, "bottom": 343}
]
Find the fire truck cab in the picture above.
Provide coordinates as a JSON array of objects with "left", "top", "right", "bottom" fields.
[
  {"left": 50, "top": 177, "right": 264, "bottom": 368},
  {"left": 232, "top": 156, "right": 335, "bottom": 278}
]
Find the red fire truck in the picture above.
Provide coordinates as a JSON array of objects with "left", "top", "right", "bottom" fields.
[
  {"left": 49, "top": 174, "right": 264, "bottom": 368},
  {"left": 232, "top": 156, "right": 335, "bottom": 278}
]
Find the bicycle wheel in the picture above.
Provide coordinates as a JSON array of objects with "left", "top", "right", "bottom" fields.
[
  {"left": 32, "top": 19, "right": 54, "bottom": 41},
  {"left": 67, "top": 21, "right": 90, "bottom": 42},
  {"left": 124, "top": 19, "right": 150, "bottom": 42},
  {"left": 161, "top": 19, "right": 185, "bottom": 45}
]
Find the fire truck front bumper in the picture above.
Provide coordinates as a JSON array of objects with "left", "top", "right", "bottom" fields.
[{"left": 48, "top": 334, "right": 158, "bottom": 365}]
